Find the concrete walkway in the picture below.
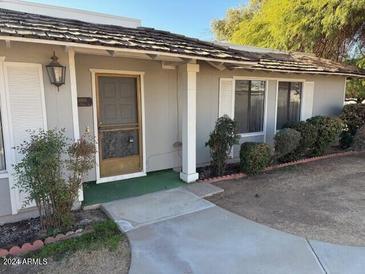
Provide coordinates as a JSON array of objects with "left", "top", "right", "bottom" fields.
[{"left": 102, "top": 184, "right": 365, "bottom": 274}]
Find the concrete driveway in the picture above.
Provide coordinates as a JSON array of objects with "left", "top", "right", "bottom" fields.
[{"left": 102, "top": 184, "right": 365, "bottom": 274}]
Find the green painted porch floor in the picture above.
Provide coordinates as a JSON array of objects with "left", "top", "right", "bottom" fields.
[{"left": 82, "top": 169, "right": 184, "bottom": 206}]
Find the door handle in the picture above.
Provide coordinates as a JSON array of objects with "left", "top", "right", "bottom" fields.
[{"left": 128, "top": 136, "right": 134, "bottom": 144}]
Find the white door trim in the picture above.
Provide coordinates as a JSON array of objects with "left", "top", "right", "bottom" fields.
[{"left": 90, "top": 69, "right": 146, "bottom": 184}]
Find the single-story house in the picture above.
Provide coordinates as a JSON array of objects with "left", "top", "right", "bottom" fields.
[{"left": 0, "top": 0, "right": 364, "bottom": 221}]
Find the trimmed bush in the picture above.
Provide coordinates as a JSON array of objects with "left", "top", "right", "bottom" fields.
[
  {"left": 353, "top": 125, "right": 365, "bottom": 151},
  {"left": 274, "top": 128, "right": 301, "bottom": 162},
  {"left": 240, "top": 142, "right": 271, "bottom": 175},
  {"left": 339, "top": 131, "right": 354, "bottom": 149},
  {"left": 339, "top": 104, "right": 365, "bottom": 148},
  {"left": 206, "top": 115, "right": 239, "bottom": 176},
  {"left": 285, "top": 121, "right": 318, "bottom": 159},
  {"left": 340, "top": 104, "right": 365, "bottom": 135},
  {"left": 307, "top": 116, "right": 343, "bottom": 156}
]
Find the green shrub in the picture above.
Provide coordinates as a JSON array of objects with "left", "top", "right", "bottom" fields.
[
  {"left": 339, "top": 104, "right": 365, "bottom": 147},
  {"left": 14, "top": 129, "right": 96, "bottom": 230},
  {"left": 307, "top": 116, "right": 343, "bottom": 156},
  {"left": 285, "top": 121, "right": 318, "bottom": 159},
  {"left": 240, "top": 142, "right": 271, "bottom": 175},
  {"left": 206, "top": 115, "right": 239, "bottom": 176},
  {"left": 339, "top": 131, "right": 354, "bottom": 149},
  {"left": 340, "top": 104, "right": 365, "bottom": 135},
  {"left": 353, "top": 125, "right": 365, "bottom": 151},
  {"left": 274, "top": 128, "right": 301, "bottom": 162}
]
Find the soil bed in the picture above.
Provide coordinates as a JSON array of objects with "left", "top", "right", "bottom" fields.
[
  {"left": 0, "top": 220, "right": 130, "bottom": 274},
  {"left": 0, "top": 209, "right": 107, "bottom": 249},
  {"left": 198, "top": 145, "right": 344, "bottom": 180},
  {"left": 207, "top": 153, "right": 365, "bottom": 246}
]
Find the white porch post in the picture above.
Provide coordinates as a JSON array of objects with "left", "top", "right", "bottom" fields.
[
  {"left": 179, "top": 63, "right": 199, "bottom": 183},
  {"left": 68, "top": 48, "right": 80, "bottom": 140},
  {"left": 68, "top": 48, "right": 83, "bottom": 201}
]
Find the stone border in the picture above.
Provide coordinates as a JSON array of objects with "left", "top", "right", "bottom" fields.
[
  {"left": 0, "top": 228, "right": 85, "bottom": 257},
  {"left": 198, "top": 150, "right": 363, "bottom": 184}
]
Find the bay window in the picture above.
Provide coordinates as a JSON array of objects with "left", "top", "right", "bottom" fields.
[
  {"left": 277, "top": 82, "right": 302, "bottom": 129},
  {"left": 234, "top": 80, "right": 265, "bottom": 134}
]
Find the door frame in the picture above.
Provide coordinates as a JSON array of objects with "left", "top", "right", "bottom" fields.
[{"left": 90, "top": 69, "right": 146, "bottom": 184}]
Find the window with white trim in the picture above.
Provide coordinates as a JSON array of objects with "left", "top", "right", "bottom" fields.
[
  {"left": 234, "top": 80, "right": 265, "bottom": 134},
  {"left": 277, "top": 81, "right": 302, "bottom": 129}
]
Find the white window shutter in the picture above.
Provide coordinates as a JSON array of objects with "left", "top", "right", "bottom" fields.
[
  {"left": 301, "top": 81, "right": 314, "bottom": 121},
  {"left": 4, "top": 63, "right": 47, "bottom": 210},
  {"left": 219, "top": 78, "right": 234, "bottom": 118}
]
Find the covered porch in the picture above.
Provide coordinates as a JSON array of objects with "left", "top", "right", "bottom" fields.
[{"left": 71, "top": 47, "right": 203, "bottom": 191}]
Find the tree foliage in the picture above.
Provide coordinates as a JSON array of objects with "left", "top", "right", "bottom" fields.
[
  {"left": 213, "top": 0, "right": 365, "bottom": 60},
  {"left": 212, "top": 0, "right": 365, "bottom": 101}
]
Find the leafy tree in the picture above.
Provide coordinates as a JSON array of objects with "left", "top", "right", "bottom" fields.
[
  {"left": 346, "top": 58, "right": 365, "bottom": 103},
  {"left": 213, "top": 0, "right": 365, "bottom": 61},
  {"left": 212, "top": 0, "right": 365, "bottom": 102},
  {"left": 212, "top": 0, "right": 263, "bottom": 41}
]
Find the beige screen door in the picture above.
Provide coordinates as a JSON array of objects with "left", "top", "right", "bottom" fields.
[{"left": 96, "top": 74, "right": 142, "bottom": 178}]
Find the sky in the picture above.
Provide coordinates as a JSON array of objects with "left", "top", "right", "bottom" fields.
[{"left": 26, "top": 0, "right": 247, "bottom": 41}]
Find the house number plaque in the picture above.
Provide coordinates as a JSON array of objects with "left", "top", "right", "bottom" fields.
[{"left": 77, "top": 97, "right": 93, "bottom": 107}]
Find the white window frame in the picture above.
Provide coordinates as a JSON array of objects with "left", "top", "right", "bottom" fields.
[
  {"left": 233, "top": 76, "right": 268, "bottom": 139},
  {"left": 274, "top": 79, "right": 305, "bottom": 131}
]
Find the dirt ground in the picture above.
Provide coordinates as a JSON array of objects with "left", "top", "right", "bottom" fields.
[
  {"left": 0, "top": 236, "right": 130, "bottom": 274},
  {"left": 207, "top": 153, "right": 365, "bottom": 246},
  {"left": 0, "top": 209, "right": 107, "bottom": 249}
]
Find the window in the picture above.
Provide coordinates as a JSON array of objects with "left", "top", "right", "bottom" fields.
[
  {"left": 234, "top": 80, "right": 265, "bottom": 134},
  {"left": 277, "top": 81, "right": 302, "bottom": 129}
]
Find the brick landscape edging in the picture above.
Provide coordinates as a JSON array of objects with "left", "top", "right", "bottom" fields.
[
  {"left": 198, "top": 150, "right": 362, "bottom": 184},
  {"left": 0, "top": 228, "right": 84, "bottom": 257}
]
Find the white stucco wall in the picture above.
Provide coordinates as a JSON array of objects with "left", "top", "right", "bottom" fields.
[
  {"left": 0, "top": 41, "right": 75, "bottom": 217},
  {"left": 196, "top": 62, "right": 346, "bottom": 162}
]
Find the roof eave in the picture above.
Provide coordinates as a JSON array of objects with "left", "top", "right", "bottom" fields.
[
  {"left": 1, "top": 36, "right": 363, "bottom": 78},
  {"left": 0, "top": 35, "right": 258, "bottom": 66},
  {"left": 237, "top": 67, "right": 365, "bottom": 78}
]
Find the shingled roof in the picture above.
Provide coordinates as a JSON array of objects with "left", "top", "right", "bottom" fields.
[{"left": 0, "top": 8, "right": 364, "bottom": 77}]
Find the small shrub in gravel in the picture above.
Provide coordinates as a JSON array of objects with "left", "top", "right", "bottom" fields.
[
  {"left": 307, "top": 116, "right": 343, "bottom": 156},
  {"left": 274, "top": 128, "right": 301, "bottom": 162},
  {"left": 240, "top": 142, "right": 271, "bottom": 175}
]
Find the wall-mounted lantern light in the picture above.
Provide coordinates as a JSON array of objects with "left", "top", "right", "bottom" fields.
[{"left": 46, "top": 51, "right": 66, "bottom": 90}]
